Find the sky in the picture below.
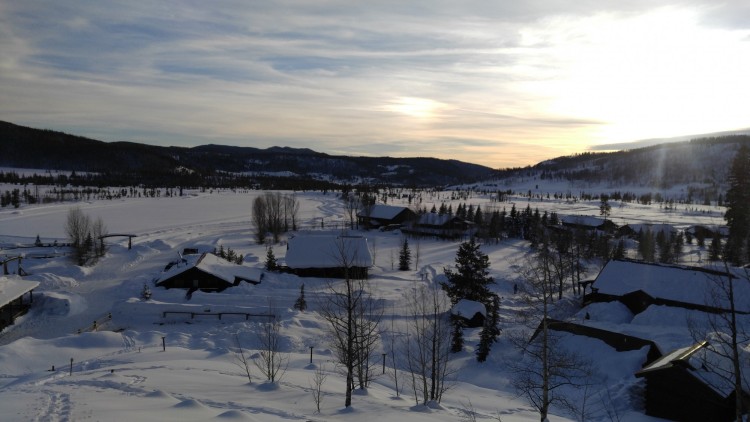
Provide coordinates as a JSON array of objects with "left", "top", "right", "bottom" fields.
[{"left": 1, "top": 1, "right": 749, "bottom": 168}]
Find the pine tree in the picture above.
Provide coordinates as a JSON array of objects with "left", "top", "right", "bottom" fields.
[
  {"left": 442, "top": 238, "right": 494, "bottom": 304},
  {"left": 442, "top": 238, "right": 500, "bottom": 362},
  {"left": 398, "top": 238, "right": 411, "bottom": 271},
  {"left": 450, "top": 316, "right": 465, "bottom": 353},
  {"left": 612, "top": 238, "right": 626, "bottom": 260},
  {"left": 265, "top": 247, "right": 278, "bottom": 271},
  {"left": 709, "top": 231, "right": 723, "bottom": 261},
  {"left": 293, "top": 284, "right": 307, "bottom": 311},
  {"left": 724, "top": 145, "right": 750, "bottom": 265},
  {"left": 476, "top": 296, "right": 501, "bottom": 362}
]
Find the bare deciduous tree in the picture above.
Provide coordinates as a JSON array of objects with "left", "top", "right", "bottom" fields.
[
  {"left": 91, "top": 216, "right": 107, "bottom": 258},
  {"left": 65, "top": 207, "right": 107, "bottom": 265},
  {"left": 309, "top": 364, "right": 328, "bottom": 413},
  {"left": 231, "top": 333, "right": 253, "bottom": 384},
  {"left": 253, "top": 319, "right": 288, "bottom": 383},
  {"left": 403, "top": 284, "right": 454, "bottom": 406},
  {"left": 688, "top": 264, "right": 750, "bottom": 422},
  {"left": 343, "top": 193, "right": 361, "bottom": 230},
  {"left": 511, "top": 249, "right": 594, "bottom": 421},
  {"left": 318, "top": 237, "right": 379, "bottom": 408},
  {"left": 284, "top": 194, "right": 299, "bottom": 232},
  {"left": 252, "top": 192, "right": 299, "bottom": 244},
  {"left": 252, "top": 196, "right": 268, "bottom": 244}
]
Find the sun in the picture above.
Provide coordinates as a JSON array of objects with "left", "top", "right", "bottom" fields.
[{"left": 384, "top": 97, "right": 444, "bottom": 119}]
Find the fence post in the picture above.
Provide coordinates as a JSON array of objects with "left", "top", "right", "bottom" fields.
[
  {"left": 309, "top": 346, "right": 313, "bottom": 364},
  {"left": 162, "top": 336, "right": 166, "bottom": 352},
  {"left": 69, "top": 358, "right": 73, "bottom": 376}
]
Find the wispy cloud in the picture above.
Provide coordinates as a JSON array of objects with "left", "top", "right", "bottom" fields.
[{"left": 1, "top": 1, "right": 748, "bottom": 168}]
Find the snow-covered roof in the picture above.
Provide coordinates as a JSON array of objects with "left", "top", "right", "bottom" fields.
[
  {"left": 592, "top": 260, "right": 750, "bottom": 312},
  {"left": 637, "top": 341, "right": 740, "bottom": 398},
  {"left": 417, "top": 213, "right": 466, "bottom": 226},
  {"left": 621, "top": 223, "right": 675, "bottom": 234},
  {"left": 285, "top": 235, "right": 373, "bottom": 268},
  {"left": 359, "top": 204, "right": 410, "bottom": 220},
  {"left": 685, "top": 225, "right": 729, "bottom": 236},
  {"left": 156, "top": 253, "right": 263, "bottom": 285},
  {"left": 0, "top": 277, "right": 40, "bottom": 308},
  {"left": 560, "top": 215, "right": 607, "bottom": 227},
  {"left": 451, "top": 299, "right": 486, "bottom": 317}
]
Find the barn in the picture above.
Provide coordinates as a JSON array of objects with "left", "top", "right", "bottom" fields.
[
  {"left": 357, "top": 204, "right": 416, "bottom": 229},
  {"left": 155, "top": 253, "right": 263, "bottom": 291},
  {"left": 583, "top": 259, "right": 747, "bottom": 315},
  {"left": 284, "top": 234, "right": 372, "bottom": 278},
  {"left": 635, "top": 341, "right": 746, "bottom": 421},
  {"left": 0, "top": 276, "right": 39, "bottom": 331},
  {"left": 404, "top": 213, "right": 475, "bottom": 239},
  {"left": 560, "top": 215, "right": 618, "bottom": 233}
]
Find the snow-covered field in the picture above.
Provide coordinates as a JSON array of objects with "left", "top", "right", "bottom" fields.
[{"left": 0, "top": 186, "right": 726, "bottom": 421}]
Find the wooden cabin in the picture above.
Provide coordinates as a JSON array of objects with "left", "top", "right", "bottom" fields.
[
  {"left": 0, "top": 277, "right": 39, "bottom": 331},
  {"left": 155, "top": 253, "right": 263, "bottom": 292},
  {"left": 284, "top": 234, "right": 372, "bottom": 279}
]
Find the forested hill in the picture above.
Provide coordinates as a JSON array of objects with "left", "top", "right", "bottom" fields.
[
  {"left": 0, "top": 121, "right": 493, "bottom": 187},
  {"left": 493, "top": 135, "right": 750, "bottom": 195}
]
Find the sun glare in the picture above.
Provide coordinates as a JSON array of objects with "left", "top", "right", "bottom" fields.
[
  {"left": 522, "top": 7, "right": 750, "bottom": 146},
  {"left": 384, "top": 97, "right": 444, "bottom": 119}
]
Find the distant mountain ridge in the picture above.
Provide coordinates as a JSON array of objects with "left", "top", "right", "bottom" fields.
[
  {"left": 492, "top": 135, "right": 750, "bottom": 202},
  {"left": 0, "top": 121, "right": 493, "bottom": 186}
]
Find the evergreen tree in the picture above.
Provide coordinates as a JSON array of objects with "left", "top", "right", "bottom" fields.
[
  {"left": 474, "top": 205, "right": 483, "bottom": 226},
  {"left": 638, "top": 229, "right": 655, "bottom": 262},
  {"left": 293, "top": 284, "right": 307, "bottom": 311},
  {"left": 709, "top": 231, "right": 723, "bottom": 261},
  {"left": 442, "top": 238, "right": 494, "bottom": 304},
  {"left": 265, "top": 247, "right": 278, "bottom": 271},
  {"left": 724, "top": 145, "right": 750, "bottom": 265},
  {"left": 476, "top": 296, "right": 501, "bottom": 362},
  {"left": 398, "top": 238, "right": 411, "bottom": 271},
  {"left": 612, "top": 238, "right": 626, "bottom": 260},
  {"left": 599, "top": 195, "right": 611, "bottom": 221},
  {"left": 442, "top": 238, "right": 500, "bottom": 362},
  {"left": 450, "top": 316, "right": 464, "bottom": 353}
]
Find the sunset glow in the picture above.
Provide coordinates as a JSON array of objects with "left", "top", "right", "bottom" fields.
[{"left": 0, "top": 1, "right": 748, "bottom": 168}]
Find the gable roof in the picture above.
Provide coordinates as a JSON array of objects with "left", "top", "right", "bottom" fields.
[
  {"left": 156, "top": 253, "right": 263, "bottom": 285},
  {"left": 359, "top": 204, "right": 411, "bottom": 220},
  {"left": 636, "top": 340, "right": 744, "bottom": 398},
  {"left": 0, "top": 277, "right": 39, "bottom": 308},
  {"left": 560, "top": 215, "right": 608, "bottom": 228},
  {"left": 285, "top": 235, "right": 373, "bottom": 269},
  {"left": 621, "top": 223, "right": 676, "bottom": 235},
  {"left": 451, "top": 299, "right": 486, "bottom": 317},
  {"left": 417, "top": 213, "right": 468, "bottom": 227},
  {"left": 592, "top": 259, "right": 749, "bottom": 313}
]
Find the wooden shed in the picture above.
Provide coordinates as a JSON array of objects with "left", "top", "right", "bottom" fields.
[
  {"left": 357, "top": 204, "right": 416, "bottom": 229},
  {"left": 284, "top": 234, "right": 372, "bottom": 279},
  {"left": 635, "top": 341, "right": 745, "bottom": 422},
  {"left": 583, "top": 259, "right": 746, "bottom": 315},
  {"left": 155, "top": 253, "right": 263, "bottom": 292},
  {"left": 0, "top": 276, "right": 39, "bottom": 331}
]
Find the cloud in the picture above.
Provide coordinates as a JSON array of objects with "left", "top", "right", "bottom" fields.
[{"left": 1, "top": 1, "right": 748, "bottom": 168}]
